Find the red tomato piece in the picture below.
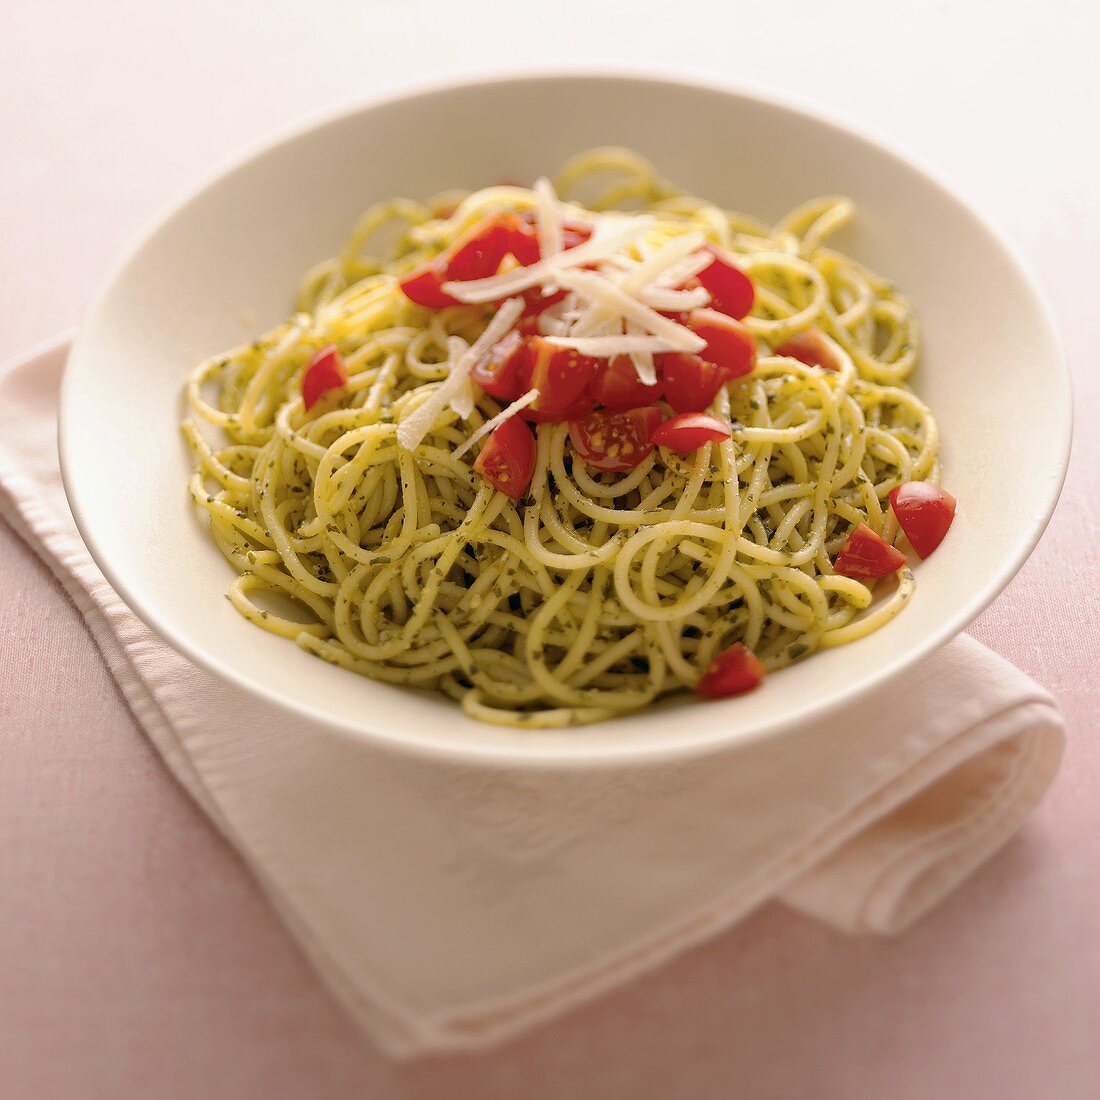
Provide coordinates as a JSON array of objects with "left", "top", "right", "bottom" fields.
[
  {"left": 568, "top": 407, "right": 662, "bottom": 472},
  {"left": 888, "top": 482, "right": 957, "bottom": 559},
  {"left": 397, "top": 262, "right": 455, "bottom": 309},
  {"left": 695, "top": 643, "right": 766, "bottom": 698},
  {"left": 498, "top": 213, "right": 541, "bottom": 267},
  {"left": 833, "top": 522, "right": 908, "bottom": 579},
  {"left": 689, "top": 309, "right": 757, "bottom": 380},
  {"left": 773, "top": 327, "right": 843, "bottom": 372},
  {"left": 651, "top": 412, "right": 731, "bottom": 455},
  {"left": 301, "top": 345, "right": 348, "bottom": 410},
  {"left": 659, "top": 351, "right": 728, "bottom": 413},
  {"left": 696, "top": 246, "right": 755, "bottom": 320},
  {"left": 519, "top": 338, "right": 599, "bottom": 419},
  {"left": 470, "top": 331, "right": 528, "bottom": 402},
  {"left": 522, "top": 391, "right": 595, "bottom": 424},
  {"left": 473, "top": 417, "right": 536, "bottom": 501},
  {"left": 519, "top": 286, "right": 567, "bottom": 319},
  {"left": 399, "top": 215, "right": 540, "bottom": 308},
  {"left": 446, "top": 217, "right": 515, "bottom": 282},
  {"left": 587, "top": 354, "right": 663, "bottom": 410}
]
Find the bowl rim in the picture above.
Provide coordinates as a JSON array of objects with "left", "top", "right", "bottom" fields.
[{"left": 59, "top": 64, "right": 1073, "bottom": 768}]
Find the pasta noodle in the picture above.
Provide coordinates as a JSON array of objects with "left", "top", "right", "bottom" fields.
[{"left": 183, "top": 148, "right": 939, "bottom": 728}]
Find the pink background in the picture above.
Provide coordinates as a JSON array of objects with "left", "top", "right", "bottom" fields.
[{"left": 2, "top": 2, "right": 1098, "bottom": 1096}]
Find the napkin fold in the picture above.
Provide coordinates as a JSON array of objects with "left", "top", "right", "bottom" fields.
[{"left": 0, "top": 336, "right": 1064, "bottom": 1058}]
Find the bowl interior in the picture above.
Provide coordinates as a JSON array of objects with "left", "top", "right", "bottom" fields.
[{"left": 60, "top": 73, "right": 1070, "bottom": 764}]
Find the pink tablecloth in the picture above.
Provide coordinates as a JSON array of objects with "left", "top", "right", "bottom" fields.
[{"left": 2, "top": 1, "right": 1099, "bottom": 1093}]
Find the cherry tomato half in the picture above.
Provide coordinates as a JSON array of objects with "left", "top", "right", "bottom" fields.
[
  {"left": 587, "top": 354, "right": 663, "bottom": 410},
  {"left": 695, "top": 246, "right": 755, "bottom": 320},
  {"left": 773, "top": 327, "right": 843, "bottom": 372},
  {"left": 695, "top": 643, "right": 766, "bottom": 698},
  {"left": 889, "top": 482, "right": 957, "bottom": 559},
  {"left": 833, "top": 523, "right": 908, "bottom": 579},
  {"left": 651, "top": 412, "right": 731, "bottom": 455},
  {"left": 470, "top": 330, "right": 528, "bottom": 402},
  {"left": 520, "top": 338, "right": 599, "bottom": 420},
  {"left": 473, "top": 416, "right": 536, "bottom": 501},
  {"left": 399, "top": 214, "right": 539, "bottom": 308},
  {"left": 689, "top": 309, "right": 757, "bottom": 380},
  {"left": 302, "top": 345, "right": 348, "bottom": 410},
  {"left": 659, "top": 352, "right": 728, "bottom": 413},
  {"left": 568, "top": 407, "right": 662, "bottom": 472}
]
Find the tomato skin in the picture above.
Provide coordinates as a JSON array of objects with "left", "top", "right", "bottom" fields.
[
  {"left": 473, "top": 417, "right": 536, "bottom": 501},
  {"left": 522, "top": 391, "right": 595, "bottom": 424},
  {"left": 696, "top": 643, "right": 766, "bottom": 698},
  {"left": 519, "top": 338, "right": 599, "bottom": 419},
  {"left": 659, "top": 351, "right": 728, "bottom": 413},
  {"left": 587, "top": 354, "right": 663, "bottom": 410},
  {"left": 519, "top": 286, "right": 567, "bottom": 320},
  {"left": 399, "top": 214, "right": 540, "bottom": 308},
  {"left": 301, "top": 345, "right": 348, "bottom": 410},
  {"left": 689, "top": 309, "right": 757, "bottom": 380},
  {"left": 447, "top": 213, "right": 540, "bottom": 280},
  {"left": 774, "top": 327, "right": 843, "bottom": 372},
  {"left": 397, "top": 263, "right": 456, "bottom": 309},
  {"left": 651, "top": 412, "right": 731, "bottom": 454},
  {"left": 833, "top": 522, "right": 908, "bottom": 579},
  {"left": 696, "top": 246, "right": 755, "bottom": 320},
  {"left": 470, "top": 330, "right": 528, "bottom": 402},
  {"left": 888, "top": 482, "right": 957, "bottom": 559},
  {"left": 568, "top": 407, "right": 662, "bottom": 472}
]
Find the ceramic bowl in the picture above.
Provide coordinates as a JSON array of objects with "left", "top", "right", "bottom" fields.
[{"left": 60, "top": 70, "right": 1071, "bottom": 764}]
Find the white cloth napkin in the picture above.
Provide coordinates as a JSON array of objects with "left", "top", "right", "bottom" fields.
[{"left": 0, "top": 336, "right": 1065, "bottom": 1058}]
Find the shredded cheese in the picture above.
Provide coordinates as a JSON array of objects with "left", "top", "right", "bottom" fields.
[
  {"left": 452, "top": 389, "right": 541, "bottom": 460},
  {"left": 637, "top": 286, "right": 710, "bottom": 311},
  {"left": 442, "top": 217, "right": 654, "bottom": 303},
  {"left": 543, "top": 334, "right": 682, "bottom": 356},
  {"left": 532, "top": 177, "right": 563, "bottom": 259},
  {"left": 397, "top": 297, "right": 524, "bottom": 450},
  {"left": 553, "top": 269, "right": 705, "bottom": 352}
]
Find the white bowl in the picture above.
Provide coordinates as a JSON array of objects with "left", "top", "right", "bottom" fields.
[{"left": 60, "top": 70, "right": 1071, "bottom": 766}]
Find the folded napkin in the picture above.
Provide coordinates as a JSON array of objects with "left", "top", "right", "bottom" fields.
[{"left": 0, "top": 336, "right": 1065, "bottom": 1058}]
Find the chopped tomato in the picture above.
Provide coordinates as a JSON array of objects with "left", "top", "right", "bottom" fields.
[
  {"left": 519, "top": 338, "right": 599, "bottom": 419},
  {"left": 659, "top": 351, "right": 728, "bottom": 413},
  {"left": 447, "top": 213, "right": 537, "bottom": 279},
  {"left": 587, "top": 355, "right": 663, "bottom": 410},
  {"left": 397, "top": 264, "right": 457, "bottom": 309},
  {"left": 833, "top": 522, "right": 907, "bottom": 579},
  {"left": 501, "top": 214, "right": 541, "bottom": 267},
  {"left": 470, "top": 331, "right": 528, "bottom": 402},
  {"left": 568, "top": 407, "right": 662, "bottom": 472},
  {"left": 399, "top": 214, "right": 540, "bottom": 308},
  {"left": 473, "top": 417, "right": 536, "bottom": 501},
  {"left": 301, "top": 345, "right": 348, "bottom": 410},
  {"left": 689, "top": 309, "right": 757, "bottom": 380},
  {"left": 522, "top": 391, "right": 595, "bottom": 424},
  {"left": 774, "top": 327, "right": 843, "bottom": 372},
  {"left": 696, "top": 246, "right": 754, "bottom": 320},
  {"left": 651, "top": 412, "right": 731, "bottom": 454},
  {"left": 696, "top": 643, "right": 766, "bottom": 698},
  {"left": 889, "top": 482, "right": 957, "bottom": 559}
]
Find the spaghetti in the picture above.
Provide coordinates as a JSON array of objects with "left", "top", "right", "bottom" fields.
[{"left": 183, "top": 148, "right": 945, "bottom": 728}]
